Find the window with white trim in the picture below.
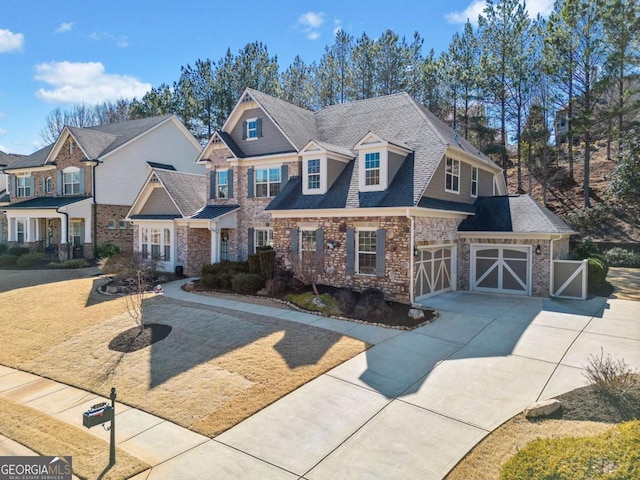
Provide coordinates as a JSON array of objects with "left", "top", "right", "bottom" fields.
[
  {"left": 300, "top": 229, "right": 317, "bottom": 253},
  {"left": 118, "top": 220, "right": 128, "bottom": 230},
  {"left": 45, "top": 177, "right": 53, "bottom": 194},
  {"left": 445, "top": 157, "right": 460, "bottom": 193},
  {"left": 217, "top": 170, "right": 229, "bottom": 198},
  {"left": 356, "top": 230, "right": 377, "bottom": 275},
  {"left": 471, "top": 167, "right": 478, "bottom": 197},
  {"left": 364, "top": 152, "right": 380, "bottom": 186},
  {"left": 16, "top": 219, "right": 25, "bottom": 243},
  {"left": 140, "top": 226, "right": 171, "bottom": 261},
  {"left": 307, "top": 159, "right": 320, "bottom": 190},
  {"left": 108, "top": 220, "right": 117, "bottom": 230},
  {"left": 69, "top": 221, "right": 83, "bottom": 247},
  {"left": 246, "top": 118, "right": 258, "bottom": 140},
  {"left": 17, "top": 176, "right": 31, "bottom": 197},
  {"left": 255, "top": 167, "right": 280, "bottom": 198},
  {"left": 255, "top": 228, "right": 273, "bottom": 249},
  {"left": 63, "top": 168, "right": 81, "bottom": 195}
]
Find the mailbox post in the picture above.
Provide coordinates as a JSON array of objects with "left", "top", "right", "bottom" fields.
[{"left": 82, "top": 386, "right": 116, "bottom": 466}]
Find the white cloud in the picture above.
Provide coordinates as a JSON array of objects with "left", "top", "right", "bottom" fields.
[
  {"left": 0, "top": 145, "right": 7, "bottom": 152},
  {"left": 0, "top": 29, "right": 24, "bottom": 53},
  {"left": 446, "top": 0, "right": 554, "bottom": 24},
  {"left": 297, "top": 11, "right": 325, "bottom": 40},
  {"left": 34, "top": 61, "right": 151, "bottom": 104},
  {"left": 55, "top": 22, "right": 74, "bottom": 33},
  {"left": 90, "top": 32, "right": 129, "bottom": 48}
]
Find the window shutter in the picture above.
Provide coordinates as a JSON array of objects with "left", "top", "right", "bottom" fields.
[
  {"left": 57, "top": 171, "right": 62, "bottom": 195},
  {"left": 376, "top": 229, "right": 386, "bottom": 277},
  {"left": 280, "top": 164, "right": 288, "bottom": 191},
  {"left": 247, "top": 167, "right": 254, "bottom": 198},
  {"left": 316, "top": 228, "right": 324, "bottom": 263},
  {"left": 11, "top": 176, "right": 16, "bottom": 197},
  {"left": 28, "top": 176, "right": 34, "bottom": 195},
  {"left": 290, "top": 228, "right": 299, "bottom": 255},
  {"left": 242, "top": 121, "right": 247, "bottom": 140},
  {"left": 210, "top": 170, "right": 216, "bottom": 199},
  {"left": 42, "top": 177, "right": 46, "bottom": 193},
  {"left": 228, "top": 169, "right": 234, "bottom": 198},
  {"left": 78, "top": 169, "right": 85, "bottom": 194},
  {"left": 256, "top": 118, "right": 262, "bottom": 137},
  {"left": 247, "top": 227, "right": 255, "bottom": 255},
  {"left": 346, "top": 228, "right": 355, "bottom": 275}
]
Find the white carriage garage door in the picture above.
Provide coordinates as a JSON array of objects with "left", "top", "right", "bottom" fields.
[
  {"left": 415, "top": 246, "right": 454, "bottom": 300},
  {"left": 471, "top": 245, "right": 531, "bottom": 295}
]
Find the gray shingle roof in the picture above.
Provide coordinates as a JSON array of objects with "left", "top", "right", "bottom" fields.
[
  {"left": 153, "top": 169, "right": 207, "bottom": 218},
  {"left": 190, "top": 204, "right": 240, "bottom": 219},
  {"left": 3, "top": 195, "right": 89, "bottom": 209},
  {"left": 4, "top": 145, "right": 53, "bottom": 170},
  {"left": 0, "top": 151, "right": 25, "bottom": 168},
  {"left": 458, "top": 195, "right": 575, "bottom": 234},
  {"left": 67, "top": 126, "right": 117, "bottom": 159}
]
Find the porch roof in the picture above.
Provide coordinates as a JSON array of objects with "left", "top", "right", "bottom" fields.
[
  {"left": 189, "top": 204, "right": 239, "bottom": 220},
  {"left": 2, "top": 196, "right": 90, "bottom": 210},
  {"left": 130, "top": 214, "right": 182, "bottom": 220}
]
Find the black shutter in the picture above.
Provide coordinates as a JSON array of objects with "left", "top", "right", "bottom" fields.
[
  {"left": 28, "top": 176, "right": 34, "bottom": 196},
  {"left": 247, "top": 227, "right": 255, "bottom": 255},
  {"left": 57, "top": 171, "right": 62, "bottom": 195},
  {"left": 210, "top": 170, "right": 216, "bottom": 199},
  {"left": 242, "top": 121, "right": 247, "bottom": 140},
  {"left": 346, "top": 228, "right": 355, "bottom": 275},
  {"left": 280, "top": 164, "right": 288, "bottom": 191},
  {"left": 290, "top": 228, "right": 299, "bottom": 266},
  {"left": 316, "top": 228, "right": 324, "bottom": 263},
  {"left": 11, "top": 176, "right": 17, "bottom": 198},
  {"left": 228, "top": 169, "right": 234, "bottom": 198},
  {"left": 247, "top": 167, "right": 254, "bottom": 198},
  {"left": 78, "top": 169, "right": 85, "bottom": 194},
  {"left": 376, "top": 229, "right": 386, "bottom": 277},
  {"left": 256, "top": 118, "right": 262, "bottom": 137}
]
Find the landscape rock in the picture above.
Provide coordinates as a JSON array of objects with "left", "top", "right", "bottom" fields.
[
  {"left": 524, "top": 399, "right": 562, "bottom": 418},
  {"left": 312, "top": 296, "right": 327, "bottom": 308},
  {"left": 183, "top": 281, "right": 195, "bottom": 292},
  {"left": 408, "top": 308, "right": 425, "bottom": 320},
  {"left": 106, "top": 285, "right": 120, "bottom": 295}
]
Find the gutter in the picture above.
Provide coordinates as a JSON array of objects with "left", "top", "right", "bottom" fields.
[
  {"left": 406, "top": 209, "right": 415, "bottom": 305},
  {"left": 549, "top": 234, "right": 564, "bottom": 297},
  {"left": 56, "top": 206, "right": 70, "bottom": 260}
]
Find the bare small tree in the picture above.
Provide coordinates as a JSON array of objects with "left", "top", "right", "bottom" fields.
[
  {"left": 124, "top": 270, "right": 147, "bottom": 333},
  {"left": 584, "top": 348, "right": 638, "bottom": 397},
  {"left": 289, "top": 251, "right": 324, "bottom": 296}
]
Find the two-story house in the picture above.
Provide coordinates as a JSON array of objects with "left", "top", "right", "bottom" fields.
[
  {"left": 1, "top": 115, "right": 203, "bottom": 260},
  {"left": 0, "top": 151, "right": 24, "bottom": 243},
  {"left": 130, "top": 89, "right": 575, "bottom": 303}
]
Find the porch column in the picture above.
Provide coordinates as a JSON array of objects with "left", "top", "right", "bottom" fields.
[
  {"left": 8, "top": 217, "right": 13, "bottom": 242},
  {"left": 209, "top": 223, "right": 220, "bottom": 264},
  {"left": 59, "top": 215, "right": 68, "bottom": 244},
  {"left": 25, "top": 218, "right": 31, "bottom": 242},
  {"left": 34, "top": 219, "right": 40, "bottom": 242}
]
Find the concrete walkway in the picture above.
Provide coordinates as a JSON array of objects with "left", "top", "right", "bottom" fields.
[{"left": 2, "top": 281, "right": 639, "bottom": 480}]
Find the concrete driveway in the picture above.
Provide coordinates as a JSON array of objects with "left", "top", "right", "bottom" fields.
[{"left": 200, "top": 291, "right": 640, "bottom": 480}]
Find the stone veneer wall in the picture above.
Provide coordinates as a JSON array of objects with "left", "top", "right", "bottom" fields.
[
  {"left": 458, "top": 237, "right": 552, "bottom": 296},
  {"left": 273, "top": 216, "right": 412, "bottom": 303},
  {"left": 186, "top": 228, "right": 211, "bottom": 276},
  {"left": 95, "top": 205, "right": 133, "bottom": 252},
  {"left": 414, "top": 216, "right": 463, "bottom": 246},
  {"left": 553, "top": 237, "right": 570, "bottom": 259}
]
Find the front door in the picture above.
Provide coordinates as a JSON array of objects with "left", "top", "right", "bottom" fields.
[
  {"left": 70, "top": 220, "right": 84, "bottom": 258},
  {"left": 220, "top": 229, "right": 229, "bottom": 261}
]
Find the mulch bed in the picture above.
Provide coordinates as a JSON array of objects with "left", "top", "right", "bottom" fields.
[
  {"left": 551, "top": 379, "right": 640, "bottom": 423},
  {"left": 108, "top": 323, "right": 172, "bottom": 353}
]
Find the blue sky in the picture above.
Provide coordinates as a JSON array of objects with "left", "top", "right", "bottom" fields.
[{"left": 0, "top": 0, "right": 553, "bottom": 155}]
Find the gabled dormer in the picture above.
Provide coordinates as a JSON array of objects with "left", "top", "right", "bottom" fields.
[
  {"left": 354, "top": 132, "right": 412, "bottom": 193},
  {"left": 299, "top": 140, "right": 353, "bottom": 195}
]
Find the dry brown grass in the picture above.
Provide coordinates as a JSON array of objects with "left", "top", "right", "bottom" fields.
[
  {"left": 445, "top": 414, "right": 612, "bottom": 480},
  {"left": 0, "top": 396, "right": 148, "bottom": 480},
  {"left": 0, "top": 277, "right": 368, "bottom": 438}
]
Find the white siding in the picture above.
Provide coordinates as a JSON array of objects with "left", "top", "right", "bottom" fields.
[{"left": 95, "top": 119, "right": 203, "bottom": 205}]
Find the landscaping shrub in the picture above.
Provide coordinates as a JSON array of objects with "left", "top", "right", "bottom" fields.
[
  {"left": 257, "top": 247, "right": 276, "bottom": 279},
  {"left": 589, "top": 253, "right": 609, "bottom": 276},
  {"left": 7, "top": 246, "right": 30, "bottom": 256},
  {"left": 587, "top": 257, "right": 607, "bottom": 292},
  {"left": 352, "top": 288, "right": 395, "bottom": 324},
  {"left": 201, "top": 261, "right": 249, "bottom": 276},
  {"left": 583, "top": 348, "right": 638, "bottom": 397},
  {"left": 564, "top": 203, "right": 614, "bottom": 236},
  {"left": 0, "top": 244, "right": 6, "bottom": 255},
  {"left": 285, "top": 292, "right": 341, "bottom": 316},
  {"left": 604, "top": 247, "right": 640, "bottom": 267},
  {"left": 500, "top": 420, "right": 640, "bottom": 480},
  {"left": 16, "top": 252, "right": 48, "bottom": 268},
  {"left": 230, "top": 273, "right": 265, "bottom": 295},
  {"left": 263, "top": 272, "right": 293, "bottom": 298},
  {"left": 200, "top": 272, "right": 233, "bottom": 290},
  {"left": 572, "top": 236, "right": 600, "bottom": 260},
  {"left": 99, "top": 243, "right": 121, "bottom": 258},
  {"left": 0, "top": 255, "right": 18, "bottom": 266},
  {"left": 247, "top": 254, "right": 260, "bottom": 274},
  {"left": 49, "top": 259, "right": 90, "bottom": 269},
  {"left": 333, "top": 288, "right": 359, "bottom": 315}
]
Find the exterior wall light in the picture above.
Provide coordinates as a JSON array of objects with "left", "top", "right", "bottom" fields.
[{"left": 535, "top": 244, "right": 541, "bottom": 255}]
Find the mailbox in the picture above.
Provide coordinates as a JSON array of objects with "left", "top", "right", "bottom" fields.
[{"left": 82, "top": 402, "right": 114, "bottom": 429}]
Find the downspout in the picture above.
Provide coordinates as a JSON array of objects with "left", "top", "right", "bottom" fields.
[
  {"left": 406, "top": 209, "right": 415, "bottom": 305},
  {"left": 56, "top": 207, "right": 69, "bottom": 260},
  {"left": 91, "top": 160, "right": 101, "bottom": 259}
]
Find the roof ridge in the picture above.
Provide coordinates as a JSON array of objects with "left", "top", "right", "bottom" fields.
[
  {"left": 525, "top": 194, "right": 561, "bottom": 231},
  {"left": 154, "top": 168, "right": 206, "bottom": 178},
  {"left": 316, "top": 91, "right": 411, "bottom": 114},
  {"left": 246, "top": 88, "right": 315, "bottom": 115}
]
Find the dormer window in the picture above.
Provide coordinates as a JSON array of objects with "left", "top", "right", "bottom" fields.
[
  {"left": 364, "top": 152, "right": 381, "bottom": 186},
  {"left": 307, "top": 159, "right": 321, "bottom": 190},
  {"left": 445, "top": 157, "right": 460, "bottom": 194}
]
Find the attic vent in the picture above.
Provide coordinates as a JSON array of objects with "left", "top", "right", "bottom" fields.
[
  {"left": 149, "top": 174, "right": 159, "bottom": 183},
  {"left": 212, "top": 137, "right": 221, "bottom": 144},
  {"left": 242, "top": 93, "right": 253, "bottom": 103}
]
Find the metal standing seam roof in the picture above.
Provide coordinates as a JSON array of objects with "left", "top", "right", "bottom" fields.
[
  {"left": 189, "top": 204, "right": 240, "bottom": 220},
  {"left": 2, "top": 196, "right": 90, "bottom": 209}
]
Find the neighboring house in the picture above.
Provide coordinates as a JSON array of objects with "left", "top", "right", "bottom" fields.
[
  {"left": 0, "top": 151, "right": 25, "bottom": 243},
  {"left": 132, "top": 88, "right": 575, "bottom": 303},
  {"left": 1, "top": 115, "right": 203, "bottom": 259}
]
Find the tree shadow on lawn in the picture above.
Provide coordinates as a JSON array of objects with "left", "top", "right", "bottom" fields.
[{"left": 141, "top": 297, "right": 360, "bottom": 389}]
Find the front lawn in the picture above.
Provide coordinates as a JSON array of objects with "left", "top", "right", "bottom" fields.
[{"left": 0, "top": 276, "right": 368, "bottom": 439}]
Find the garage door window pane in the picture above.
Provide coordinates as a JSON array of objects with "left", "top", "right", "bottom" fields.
[
  {"left": 503, "top": 249, "right": 528, "bottom": 259},
  {"left": 477, "top": 248, "right": 499, "bottom": 258},
  {"left": 477, "top": 261, "right": 499, "bottom": 288}
]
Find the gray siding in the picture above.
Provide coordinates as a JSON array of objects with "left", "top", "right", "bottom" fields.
[
  {"left": 229, "top": 108, "right": 295, "bottom": 157},
  {"left": 139, "top": 188, "right": 180, "bottom": 215},
  {"left": 387, "top": 151, "right": 405, "bottom": 185},
  {"left": 423, "top": 158, "right": 496, "bottom": 204},
  {"left": 327, "top": 158, "right": 348, "bottom": 189}
]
